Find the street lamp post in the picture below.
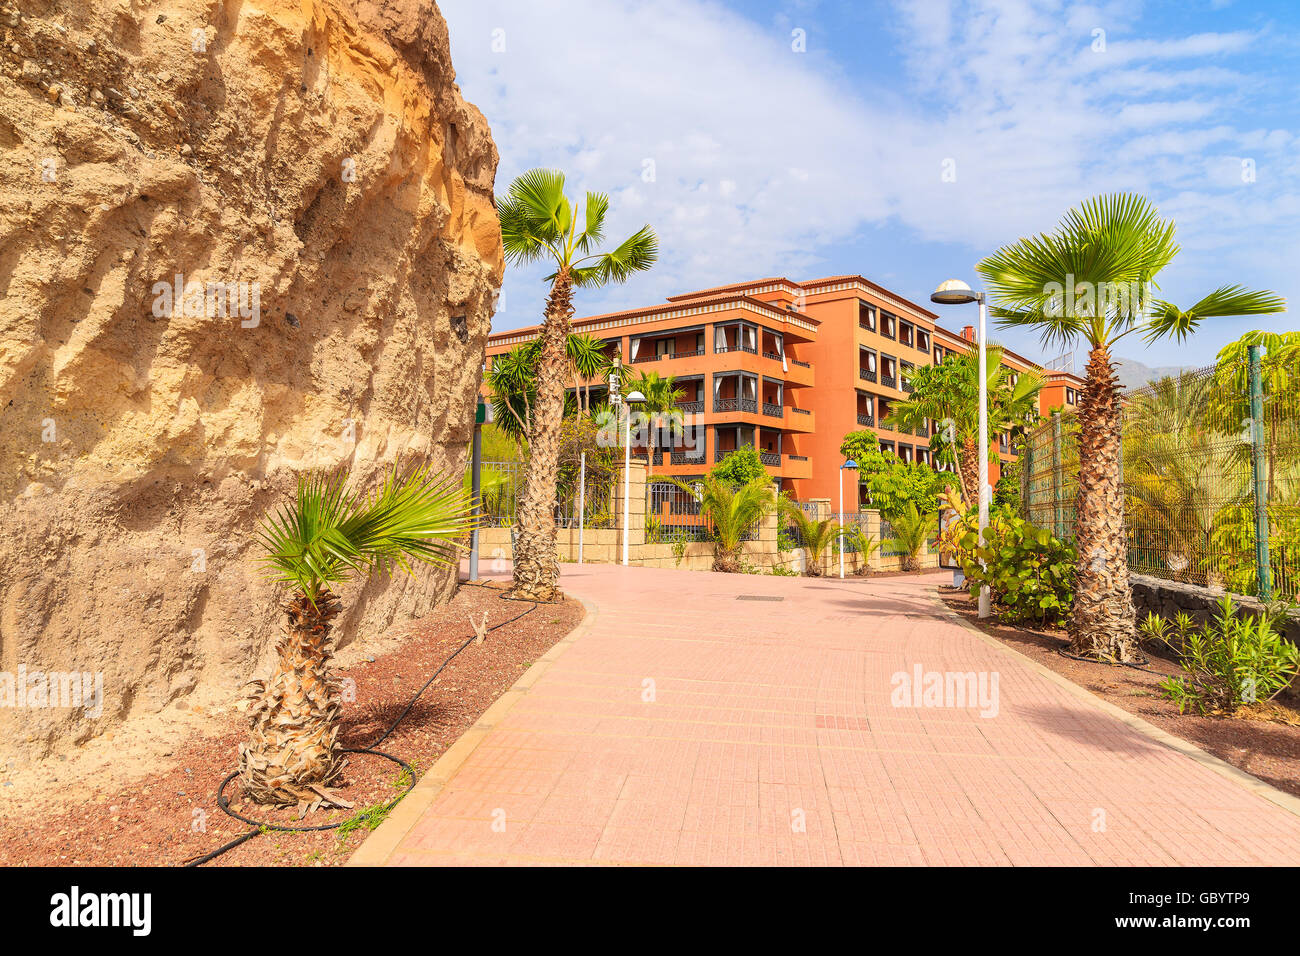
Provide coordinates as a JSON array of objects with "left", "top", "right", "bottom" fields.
[
  {"left": 931, "top": 279, "right": 991, "bottom": 619},
  {"left": 622, "top": 388, "right": 646, "bottom": 567},
  {"left": 839, "top": 458, "right": 858, "bottom": 579}
]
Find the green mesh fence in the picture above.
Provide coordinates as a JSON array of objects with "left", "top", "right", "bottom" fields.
[{"left": 1020, "top": 353, "right": 1300, "bottom": 601}]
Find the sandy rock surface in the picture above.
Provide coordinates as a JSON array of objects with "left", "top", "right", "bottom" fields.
[{"left": 0, "top": 0, "right": 502, "bottom": 767}]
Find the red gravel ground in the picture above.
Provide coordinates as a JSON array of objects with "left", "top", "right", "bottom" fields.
[
  {"left": 0, "top": 582, "right": 583, "bottom": 867},
  {"left": 940, "top": 587, "right": 1300, "bottom": 798}
]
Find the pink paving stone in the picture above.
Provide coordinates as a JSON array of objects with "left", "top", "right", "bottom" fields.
[{"left": 369, "top": 564, "right": 1300, "bottom": 866}]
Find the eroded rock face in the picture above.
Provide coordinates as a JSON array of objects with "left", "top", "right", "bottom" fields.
[{"left": 0, "top": 0, "right": 502, "bottom": 764}]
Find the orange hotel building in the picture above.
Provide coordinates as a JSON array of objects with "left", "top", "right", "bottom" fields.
[{"left": 484, "top": 275, "right": 1084, "bottom": 505}]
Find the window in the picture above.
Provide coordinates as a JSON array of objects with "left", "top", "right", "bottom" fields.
[
  {"left": 917, "top": 330, "right": 930, "bottom": 352},
  {"left": 1066, "top": 387, "right": 1077, "bottom": 404},
  {"left": 859, "top": 301, "right": 876, "bottom": 331},
  {"left": 656, "top": 338, "right": 672, "bottom": 357},
  {"left": 696, "top": 332, "right": 704, "bottom": 352}
]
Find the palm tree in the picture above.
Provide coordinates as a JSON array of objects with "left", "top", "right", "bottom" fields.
[
  {"left": 977, "top": 192, "right": 1285, "bottom": 661},
  {"left": 567, "top": 333, "right": 613, "bottom": 416},
  {"left": 841, "top": 523, "right": 881, "bottom": 575},
  {"left": 778, "top": 498, "right": 841, "bottom": 576},
  {"left": 669, "top": 474, "right": 775, "bottom": 572},
  {"left": 487, "top": 340, "right": 541, "bottom": 443},
  {"left": 628, "top": 369, "right": 685, "bottom": 462},
  {"left": 498, "top": 168, "right": 658, "bottom": 602},
  {"left": 885, "top": 346, "right": 1043, "bottom": 506},
  {"left": 241, "top": 465, "right": 474, "bottom": 809},
  {"left": 1123, "top": 373, "right": 1240, "bottom": 586},
  {"left": 883, "top": 502, "right": 934, "bottom": 572}
]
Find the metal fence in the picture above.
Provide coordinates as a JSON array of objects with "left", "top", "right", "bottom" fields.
[
  {"left": 476, "top": 459, "right": 616, "bottom": 530},
  {"left": 646, "top": 480, "right": 712, "bottom": 543},
  {"left": 1020, "top": 348, "right": 1300, "bottom": 601}
]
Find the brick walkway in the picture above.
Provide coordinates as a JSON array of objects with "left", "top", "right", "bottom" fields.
[{"left": 357, "top": 564, "right": 1300, "bottom": 866}]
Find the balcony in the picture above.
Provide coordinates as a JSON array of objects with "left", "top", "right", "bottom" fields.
[
  {"left": 714, "top": 398, "right": 758, "bottom": 414},
  {"left": 759, "top": 451, "right": 781, "bottom": 467},
  {"left": 859, "top": 367, "right": 877, "bottom": 383},
  {"left": 762, "top": 402, "right": 784, "bottom": 418},
  {"left": 632, "top": 348, "right": 706, "bottom": 363},
  {"left": 902, "top": 380, "right": 914, "bottom": 394},
  {"left": 715, "top": 344, "right": 757, "bottom": 356},
  {"left": 881, "top": 375, "right": 897, "bottom": 389},
  {"left": 679, "top": 400, "right": 704, "bottom": 414},
  {"left": 671, "top": 447, "right": 706, "bottom": 465},
  {"left": 857, "top": 413, "right": 874, "bottom": 427}
]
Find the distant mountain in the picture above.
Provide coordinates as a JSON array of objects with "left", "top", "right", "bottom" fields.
[{"left": 1113, "top": 357, "right": 1191, "bottom": 391}]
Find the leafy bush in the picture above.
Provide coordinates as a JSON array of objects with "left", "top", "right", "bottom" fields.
[
  {"left": 1141, "top": 597, "right": 1300, "bottom": 715},
  {"left": 960, "top": 516, "right": 1076, "bottom": 627},
  {"left": 710, "top": 446, "right": 767, "bottom": 484}
]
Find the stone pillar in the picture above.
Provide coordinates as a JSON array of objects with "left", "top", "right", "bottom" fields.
[
  {"left": 615, "top": 455, "right": 649, "bottom": 558},
  {"left": 866, "top": 509, "right": 883, "bottom": 570},
  {"left": 809, "top": 497, "right": 831, "bottom": 521}
]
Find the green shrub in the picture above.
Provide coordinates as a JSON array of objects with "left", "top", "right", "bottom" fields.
[
  {"left": 1141, "top": 597, "right": 1300, "bottom": 715},
  {"left": 960, "top": 516, "right": 1075, "bottom": 627},
  {"left": 710, "top": 446, "right": 767, "bottom": 484}
]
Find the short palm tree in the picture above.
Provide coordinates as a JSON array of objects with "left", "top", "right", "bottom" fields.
[
  {"left": 885, "top": 346, "right": 1043, "bottom": 506},
  {"left": 977, "top": 192, "right": 1285, "bottom": 661},
  {"left": 884, "top": 502, "right": 934, "bottom": 572},
  {"left": 487, "top": 340, "right": 540, "bottom": 441},
  {"left": 841, "top": 523, "right": 881, "bottom": 575},
  {"left": 240, "top": 465, "right": 474, "bottom": 809},
  {"left": 499, "top": 168, "right": 657, "bottom": 602},
  {"left": 778, "top": 498, "right": 841, "bottom": 576},
  {"left": 629, "top": 369, "right": 685, "bottom": 461},
  {"left": 670, "top": 474, "right": 775, "bottom": 572},
  {"left": 567, "top": 332, "right": 613, "bottom": 416}
]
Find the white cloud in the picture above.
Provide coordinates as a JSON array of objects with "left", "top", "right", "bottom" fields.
[{"left": 443, "top": 0, "right": 1294, "bottom": 361}]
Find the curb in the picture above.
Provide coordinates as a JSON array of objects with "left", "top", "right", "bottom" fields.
[
  {"left": 346, "top": 594, "right": 600, "bottom": 866},
  {"left": 934, "top": 593, "right": 1300, "bottom": 820}
]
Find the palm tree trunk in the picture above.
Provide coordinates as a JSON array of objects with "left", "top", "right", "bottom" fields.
[
  {"left": 1070, "top": 343, "right": 1137, "bottom": 660},
  {"left": 240, "top": 591, "right": 346, "bottom": 806},
  {"left": 956, "top": 435, "right": 979, "bottom": 507},
  {"left": 509, "top": 273, "right": 573, "bottom": 602}
]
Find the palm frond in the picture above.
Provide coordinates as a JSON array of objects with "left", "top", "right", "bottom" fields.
[
  {"left": 257, "top": 464, "right": 475, "bottom": 602},
  {"left": 580, "top": 225, "right": 658, "bottom": 287}
]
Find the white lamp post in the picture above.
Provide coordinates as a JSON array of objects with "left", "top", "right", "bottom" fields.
[
  {"left": 839, "top": 458, "right": 858, "bottom": 579},
  {"left": 931, "top": 279, "right": 990, "bottom": 619},
  {"left": 621, "top": 388, "right": 645, "bottom": 566}
]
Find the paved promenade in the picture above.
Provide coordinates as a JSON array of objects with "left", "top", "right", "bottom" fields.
[{"left": 354, "top": 564, "right": 1300, "bottom": 865}]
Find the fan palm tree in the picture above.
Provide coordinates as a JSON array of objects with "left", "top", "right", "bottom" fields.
[
  {"left": 240, "top": 464, "right": 474, "bottom": 809},
  {"left": 778, "top": 498, "right": 841, "bottom": 576},
  {"left": 628, "top": 369, "right": 685, "bottom": 462},
  {"left": 487, "top": 341, "right": 541, "bottom": 442},
  {"left": 977, "top": 192, "right": 1285, "bottom": 661},
  {"left": 883, "top": 502, "right": 934, "bottom": 572},
  {"left": 567, "top": 332, "right": 613, "bottom": 416},
  {"left": 885, "top": 346, "right": 1043, "bottom": 506},
  {"left": 669, "top": 474, "right": 775, "bottom": 572},
  {"left": 499, "top": 168, "right": 658, "bottom": 602}
]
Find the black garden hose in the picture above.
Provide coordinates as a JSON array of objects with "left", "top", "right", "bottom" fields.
[{"left": 182, "top": 582, "right": 537, "bottom": 866}]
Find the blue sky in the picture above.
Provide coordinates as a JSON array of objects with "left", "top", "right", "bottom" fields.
[{"left": 443, "top": 0, "right": 1299, "bottom": 370}]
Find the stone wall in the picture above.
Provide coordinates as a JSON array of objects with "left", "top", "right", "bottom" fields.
[
  {"left": 475, "top": 461, "right": 939, "bottom": 576},
  {"left": 1131, "top": 575, "right": 1300, "bottom": 646}
]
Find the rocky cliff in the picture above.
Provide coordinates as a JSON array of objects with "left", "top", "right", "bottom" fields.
[{"left": 0, "top": 0, "right": 502, "bottom": 764}]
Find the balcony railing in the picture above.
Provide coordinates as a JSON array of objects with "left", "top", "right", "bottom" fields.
[
  {"left": 632, "top": 347, "right": 706, "bottom": 363},
  {"left": 859, "top": 368, "right": 877, "bottom": 382},
  {"left": 762, "top": 402, "right": 784, "bottom": 418},
  {"left": 789, "top": 358, "right": 810, "bottom": 368},
  {"left": 714, "top": 398, "right": 758, "bottom": 414},
  {"left": 715, "top": 447, "right": 732, "bottom": 462},
  {"left": 788, "top": 454, "right": 808, "bottom": 461},
  {"left": 791, "top": 407, "right": 811, "bottom": 416},
  {"left": 671, "top": 447, "right": 706, "bottom": 465},
  {"left": 858, "top": 320, "right": 875, "bottom": 332},
  {"left": 759, "top": 451, "right": 781, "bottom": 466},
  {"left": 762, "top": 351, "right": 782, "bottom": 362},
  {"left": 679, "top": 401, "right": 704, "bottom": 414},
  {"left": 857, "top": 413, "right": 874, "bottom": 427},
  {"left": 902, "top": 380, "right": 914, "bottom": 394},
  {"left": 715, "top": 344, "right": 758, "bottom": 355},
  {"left": 881, "top": 374, "right": 897, "bottom": 389}
]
